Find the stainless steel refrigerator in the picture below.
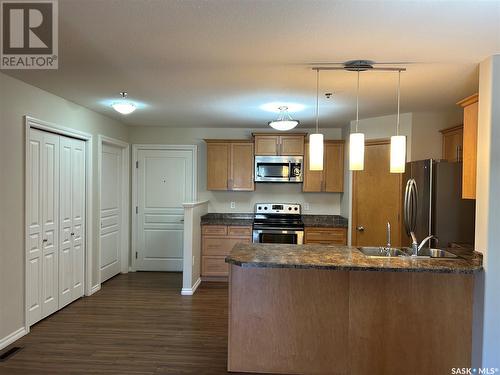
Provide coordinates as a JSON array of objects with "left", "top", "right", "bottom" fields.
[{"left": 402, "top": 159, "right": 475, "bottom": 249}]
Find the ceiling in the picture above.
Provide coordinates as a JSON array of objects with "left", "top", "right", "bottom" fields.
[{"left": 4, "top": 0, "right": 500, "bottom": 128}]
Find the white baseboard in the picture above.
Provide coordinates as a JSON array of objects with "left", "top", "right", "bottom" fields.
[
  {"left": 90, "top": 284, "right": 101, "bottom": 295},
  {"left": 181, "top": 277, "right": 201, "bottom": 296},
  {"left": 0, "top": 327, "right": 28, "bottom": 351}
]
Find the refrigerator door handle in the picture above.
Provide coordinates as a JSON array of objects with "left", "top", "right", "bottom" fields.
[
  {"left": 404, "top": 179, "right": 418, "bottom": 236},
  {"left": 404, "top": 179, "right": 411, "bottom": 235}
]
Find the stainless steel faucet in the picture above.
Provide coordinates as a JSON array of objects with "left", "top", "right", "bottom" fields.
[
  {"left": 410, "top": 232, "right": 438, "bottom": 256},
  {"left": 386, "top": 222, "right": 391, "bottom": 248}
]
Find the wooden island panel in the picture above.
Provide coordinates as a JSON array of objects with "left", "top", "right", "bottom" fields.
[
  {"left": 228, "top": 267, "right": 349, "bottom": 374},
  {"left": 349, "top": 271, "right": 473, "bottom": 375},
  {"left": 228, "top": 265, "right": 474, "bottom": 374}
]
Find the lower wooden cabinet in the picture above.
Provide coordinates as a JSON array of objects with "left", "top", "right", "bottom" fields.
[
  {"left": 304, "top": 227, "right": 347, "bottom": 245},
  {"left": 201, "top": 225, "right": 252, "bottom": 278}
]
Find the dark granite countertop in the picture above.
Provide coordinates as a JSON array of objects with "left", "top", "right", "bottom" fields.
[
  {"left": 201, "top": 213, "right": 348, "bottom": 228},
  {"left": 302, "top": 215, "right": 348, "bottom": 228},
  {"left": 226, "top": 243, "right": 483, "bottom": 274},
  {"left": 200, "top": 213, "right": 253, "bottom": 226}
]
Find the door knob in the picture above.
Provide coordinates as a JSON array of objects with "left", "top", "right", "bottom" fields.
[{"left": 356, "top": 226, "right": 365, "bottom": 232}]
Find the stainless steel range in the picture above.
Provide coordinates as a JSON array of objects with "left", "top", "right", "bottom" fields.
[{"left": 252, "top": 203, "right": 304, "bottom": 244}]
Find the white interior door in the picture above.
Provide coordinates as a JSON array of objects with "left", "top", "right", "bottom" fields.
[
  {"left": 136, "top": 149, "right": 193, "bottom": 271},
  {"left": 59, "top": 136, "right": 85, "bottom": 308},
  {"left": 100, "top": 144, "right": 122, "bottom": 282},
  {"left": 27, "top": 129, "right": 60, "bottom": 324}
]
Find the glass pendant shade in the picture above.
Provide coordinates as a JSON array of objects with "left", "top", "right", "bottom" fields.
[
  {"left": 349, "top": 132, "right": 365, "bottom": 171},
  {"left": 268, "top": 120, "right": 299, "bottom": 131},
  {"left": 390, "top": 135, "right": 406, "bottom": 173},
  {"left": 309, "top": 133, "right": 324, "bottom": 171}
]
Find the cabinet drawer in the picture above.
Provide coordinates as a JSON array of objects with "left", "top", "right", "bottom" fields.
[
  {"left": 202, "top": 225, "right": 227, "bottom": 236},
  {"left": 202, "top": 256, "right": 229, "bottom": 277},
  {"left": 202, "top": 237, "right": 251, "bottom": 256},
  {"left": 227, "top": 226, "right": 252, "bottom": 237},
  {"left": 305, "top": 228, "right": 347, "bottom": 245}
]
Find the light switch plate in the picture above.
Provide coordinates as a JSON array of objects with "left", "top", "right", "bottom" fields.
[{"left": 230, "top": 201, "right": 236, "bottom": 209}]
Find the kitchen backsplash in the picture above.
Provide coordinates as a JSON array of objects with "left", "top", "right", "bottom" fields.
[{"left": 200, "top": 183, "right": 342, "bottom": 215}]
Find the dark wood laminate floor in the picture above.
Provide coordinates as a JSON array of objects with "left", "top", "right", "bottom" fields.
[{"left": 0, "top": 272, "right": 240, "bottom": 375}]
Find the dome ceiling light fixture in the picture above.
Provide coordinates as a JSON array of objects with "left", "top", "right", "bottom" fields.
[
  {"left": 111, "top": 92, "right": 137, "bottom": 115},
  {"left": 268, "top": 106, "right": 300, "bottom": 131}
]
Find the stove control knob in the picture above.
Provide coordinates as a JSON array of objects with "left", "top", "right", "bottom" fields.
[
  {"left": 258, "top": 206, "right": 262, "bottom": 210},
  {"left": 288, "top": 207, "right": 292, "bottom": 211},
  {"left": 264, "top": 207, "right": 268, "bottom": 210},
  {"left": 294, "top": 207, "right": 298, "bottom": 211}
]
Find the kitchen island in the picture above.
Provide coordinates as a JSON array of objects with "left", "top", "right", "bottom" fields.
[{"left": 226, "top": 243, "right": 482, "bottom": 375}]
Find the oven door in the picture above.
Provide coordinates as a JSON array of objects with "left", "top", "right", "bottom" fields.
[{"left": 252, "top": 229, "right": 304, "bottom": 244}]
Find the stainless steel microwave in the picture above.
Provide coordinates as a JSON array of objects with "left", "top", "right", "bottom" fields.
[{"left": 254, "top": 156, "right": 303, "bottom": 182}]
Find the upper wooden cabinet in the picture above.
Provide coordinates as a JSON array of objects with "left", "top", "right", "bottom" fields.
[
  {"left": 303, "top": 140, "right": 345, "bottom": 193},
  {"left": 440, "top": 125, "right": 463, "bottom": 163},
  {"left": 253, "top": 133, "right": 305, "bottom": 156},
  {"left": 457, "top": 94, "right": 478, "bottom": 199},
  {"left": 205, "top": 140, "right": 254, "bottom": 191}
]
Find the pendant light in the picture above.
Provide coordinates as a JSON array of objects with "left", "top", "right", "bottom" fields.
[
  {"left": 112, "top": 92, "right": 136, "bottom": 115},
  {"left": 268, "top": 106, "right": 300, "bottom": 131},
  {"left": 349, "top": 70, "right": 365, "bottom": 171},
  {"left": 390, "top": 71, "right": 406, "bottom": 173},
  {"left": 309, "top": 69, "right": 324, "bottom": 171}
]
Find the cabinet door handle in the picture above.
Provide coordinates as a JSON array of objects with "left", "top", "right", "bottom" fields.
[
  {"left": 356, "top": 226, "right": 365, "bottom": 232},
  {"left": 42, "top": 239, "right": 48, "bottom": 243}
]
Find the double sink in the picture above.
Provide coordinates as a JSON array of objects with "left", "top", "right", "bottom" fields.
[{"left": 358, "top": 246, "right": 458, "bottom": 259}]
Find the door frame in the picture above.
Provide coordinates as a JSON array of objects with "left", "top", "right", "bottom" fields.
[
  {"left": 351, "top": 138, "right": 403, "bottom": 246},
  {"left": 24, "top": 116, "right": 94, "bottom": 332},
  {"left": 97, "top": 135, "right": 130, "bottom": 281},
  {"left": 131, "top": 144, "right": 198, "bottom": 272}
]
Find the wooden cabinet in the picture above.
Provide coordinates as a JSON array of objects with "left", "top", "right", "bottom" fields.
[
  {"left": 303, "top": 140, "right": 344, "bottom": 192},
  {"left": 205, "top": 140, "right": 254, "bottom": 191},
  {"left": 253, "top": 133, "right": 305, "bottom": 156},
  {"left": 457, "top": 94, "right": 479, "bottom": 199},
  {"left": 440, "top": 125, "right": 463, "bottom": 162},
  {"left": 201, "top": 225, "right": 252, "bottom": 278},
  {"left": 304, "top": 227, "right": 347, "bottom": 245}
]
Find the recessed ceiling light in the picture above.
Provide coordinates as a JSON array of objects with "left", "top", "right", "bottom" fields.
[{"left": 111, "top": 92, "right": 137, "bottom": 115}]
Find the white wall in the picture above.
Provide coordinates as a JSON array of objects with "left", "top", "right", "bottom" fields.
[
  {"left": 129, "top": 126, "right": 343, "bottom": 214},
  {"left": 0, "top": 73, "right": 129, "bottom": 342},
  {"left": 411, "top": 110, "right": 462, "bottom": 161},
  {"left": 182, "top": 201, "right": 208, "bottom": 295},
  {"left": 475, "top": 55, "right": 500, "bottom": 367}
]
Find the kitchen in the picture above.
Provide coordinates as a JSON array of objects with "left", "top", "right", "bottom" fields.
[{"left": 0, "top": 1, "right": 499, "bottom": 374}]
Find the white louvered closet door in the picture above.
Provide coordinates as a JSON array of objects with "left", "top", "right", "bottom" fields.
[
  {"left": 27, "top": 128, "right": 60, "bottom": 325},
  {"left": 59, "top": 136, "right": 86, "bottom": 309}
]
